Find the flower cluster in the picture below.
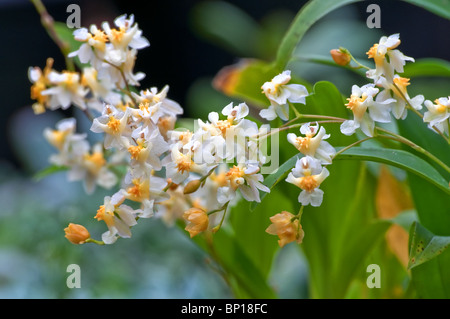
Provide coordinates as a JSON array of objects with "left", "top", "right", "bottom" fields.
[
  {"left": 29, "top": 15, "right": 148, "bottom": 115},
  {"left": 30, "top": 14, "right": 272, "bottom": 244},
  {"left": 340, "top": 34, "right": 424, "bottom": 137}
]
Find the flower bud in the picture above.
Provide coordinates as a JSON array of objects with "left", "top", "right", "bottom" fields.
[
  {"left": 64, "top": 223, "right": 90, "bottom": 244},
  {"left": 183, "top": 208, "right": 209, "bottom": 238},
  {"left": 183, "top": 179, "right": 202, "bottom": 194},
  {"left": 330, "top": 48, "right": 351, "bottom": 66},
  {"left": 265, "top": 211, "right": 304, "bottom": 247}
]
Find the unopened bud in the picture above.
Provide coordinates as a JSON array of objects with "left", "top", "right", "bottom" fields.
[
  {"left": 183, "top": 208, "right": 209, "bottom": 238},
  {"left": 330, "top": 48, "right": 351, "bottom": 66},
  {"left": 184, "top": 179, "right": 202, "bottom": 194},
  {"left": 64, "top": 223, "right": 90, "bottom": 244}
]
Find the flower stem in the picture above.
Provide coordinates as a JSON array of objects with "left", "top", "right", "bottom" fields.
[
  {"left": 376, "top": 127, "right": 450, "bottom": 174},
  {"left": 333, "top": 136, "right": 374, "bottom": 158},
  {"left": 211, "top": 202, "right": 229, "bottom": 233},
  {"left": 30, "top": 0, "right": 75, "bottom": 71},
  {"left": 85, "top": 238, "right": 105, "bottom": 245},
  {"left": 288, "top": 101, "right": 301, "bottom": 118}
]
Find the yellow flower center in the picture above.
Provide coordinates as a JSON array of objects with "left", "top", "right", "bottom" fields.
[
  {"left": 176, "top": 156, "right": 193, "bottom": 174},
  {"left": 126, "top": 179, "right": 150, "bottom": 202},
  {"left": 295, "top": 136, "right": 311, "bottom": 153},
  {"left": 95, "top": 205, "right": 114, "bottom": 226},
  {"left": 48, "top": 130, "right": 69, "bottom": 150},
  {"left": 298, "top": 175, "right": 319, "bottom": 192},
  {"left": 107, "top": 115, "right": 122, "bottom": 133},
  {"left": 393, "top": 77, "right": 410, "bottom": 97},
  {"left": 84, "top": 151, "right": 106, "bottom": 174},
  {"left": 434, "top": 99, "right": 448, "bottom": 113},
  {"left": 128, "top": 145, "right": 143, "bottom": 160},
  {"left": 226, "top": 166, "right": 245, "bottom": 190},
  {"left": 110, "top": 28, "right": 126, "bottom": 44},
  {"left": 216, "top": 119, "right": 232, "bottom": 135},
  {"left": 346, "top": 94, "right": 367, "bottom": 119}
]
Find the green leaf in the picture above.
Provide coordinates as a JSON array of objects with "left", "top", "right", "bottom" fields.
[
  {"left": 231, "top": 188, "right": 292, "bottom": 279},
  {"left": 334, "top": 147, "right": 450, "bottom": 196},
  {"left": 189, "top": 228, "right": 277, "bottom": 298},
  {"left": 398, "top": 113, "right": 450, "bottom": 298},
  {"left": 402, "top": 58, "right": 450, "bottom": 78},
  {"left": 402, "top": 0, "right": 450, "bottom": 21},
  {"left": 33, "top": 165, "right": 68, "bottom": 181},
  {"left": 275, "top": 0, "right": 362, "bottom": 70},
  {"left": 408, "top": 221, "right": 450, "bottom": 270}
]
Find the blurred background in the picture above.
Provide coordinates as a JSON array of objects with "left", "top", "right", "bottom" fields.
[{"left": 0, "top": 0, "right": 449, "bottom": 298}]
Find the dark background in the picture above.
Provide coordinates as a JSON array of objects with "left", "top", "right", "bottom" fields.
[{"left": 1, "top": 0, "right": 449, "bottom": 170}]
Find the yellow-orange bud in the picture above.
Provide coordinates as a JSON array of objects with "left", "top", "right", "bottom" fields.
[
  {"left": 265, "top": 211, "right": 304, "bottom": 247},
  {"left": 64, "top": 223, "right": 90, "bottom": 244},
  {"left": 183, "top": 208, "right": 209, "bottom": 238},
  {"left": 183, "top": 179, "right": 202, "bottom": 194},
  {"left": 330, "top": 49, "right": 351, "bottom": 66}
]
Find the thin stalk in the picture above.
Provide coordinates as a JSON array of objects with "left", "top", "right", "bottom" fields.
[
  {"left": 101, "top": 59, "right": 137, "bottom": 106},
  {"left": 288, "top": 101, "right": 301, "bottom": 118},
  {"left": 281, "top": 114, "right": 347, "bottom": 128},
  {"left": 212, "top": 201, "right": 229, "bottom": 233},
  {"left": 85, "top": 238, "right": 105, "bottom": 245},
  {"left": 30, "top": 0, "right": 75, "bottom": 71},
  {"left": 333, "top": 137, "right": 374, "bottom": 158},
  {"left": 376, "top": 127, "right": 450, "bottom": 174}
]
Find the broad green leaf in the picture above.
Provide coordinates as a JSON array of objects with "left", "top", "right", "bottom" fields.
[
  {"left": 334, "top": 147, "right": 450, "bottom": 196},
  {"left": 189, "top": 228, "right": 277, "bottom": 298},
  {"left": 402, "top": 58, "right": 450, "bottom": 78},
  {"left": 231, "top": 188, "right": 293, "bottom": 279},
  {"left": 398, "top": 114, "right": 450, "bottom": 298},
  {"left": 275, "top": 0, "right": 362, "bottom": 70},
  {"left": 33, "top": 165, "right": 68, "bottom": 181},
  {"left": 397, "top": 115, "right": 450, "bottom": 234},
  {"left": 408, "top": 221, "right": 450, "bottom": 270},
  {"left": 402, "top": 0, "right": 450, "bottom": 20},
  {"left": 389, "top": 209, "right": 418, "bottom": 232}
]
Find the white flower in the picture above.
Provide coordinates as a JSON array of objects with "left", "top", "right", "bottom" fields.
[
  {"left": 285, "top": 156, "right": 329, "bottom": 207},
  {"left": 340, "top": 84, "right": 395, "bottom": 137},
  {"left": 131, "top": 86, "right": 183, "bottom": 121},
  {"left": 67, "top": 143, "right": 118, "bottom": 195},
  {"left": 260, "top": 70, "right": 308, "bottom": 121},
  {"left": 163, "top": 145, "right": 208, "bottom": 184},
  {"left": 44, "top": 118, "right": 90, "bottom": 167},
  {"left": 68, "top": 25, "right": 109, "bottom": 68},
  {"left": 95, "top": 192, "right": 137, "bottom": 244},
  {"left": 41, "top": 71, "right": 88, "bottom": 110},
  {"left": 377, "top": 75, "right": 424, "bottom": 120},
  {"left": 287, "top": 122, "right": 335, "bottom": 165},
  {"left": 366, "top": 34, "right": 414, "bottom": 82},
  {"left": 81, "top": 67, "right": 122, "bottom": 106},
  {"left": 28, "top": 58, "right": 54, "bottom": 114},
  {"left": 195, "top": 103, "right": 258, "bottom": 163},
  {"left": 217, "top": 163, "right": 270, "bottom": 204},
  {"left": 423, "top": 97, "right": 450, "bottom": 135},
  {"left": 127, "top": 125, "right": 169, "bottom": 173},
  {"left": 102, "top": 14, "right": 149, "bottom": 60},
  {"left": 90, "top": 104, "right": 131, "bottom": 149}
]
